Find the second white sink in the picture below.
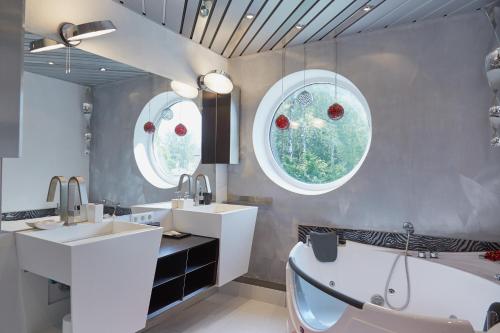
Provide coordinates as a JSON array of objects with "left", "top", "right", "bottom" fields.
[{"left": 173, "top": 203, "right": 258, "bottom": 286}]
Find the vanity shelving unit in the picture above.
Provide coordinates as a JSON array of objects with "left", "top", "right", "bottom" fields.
[{"left": 148, "top": 235, "right": 219, "bottom": 318}]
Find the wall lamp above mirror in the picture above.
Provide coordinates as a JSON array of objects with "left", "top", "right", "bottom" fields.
[
  {"left": 198, "top": 70, "right": 234, "bottom": 95},
  {"left": 29, "top": 20, "right": 116, "bottom": 53}
]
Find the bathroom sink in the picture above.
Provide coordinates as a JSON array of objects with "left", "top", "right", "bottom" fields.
[
  {"left": 16, "top": 221, "right": 162, "bottom": 333},
  {"left": 180, "top": 203, "right": 251, "bottom": 214},
  {"left": 173, "top": 203, "right": 258, "bottom": 286}
]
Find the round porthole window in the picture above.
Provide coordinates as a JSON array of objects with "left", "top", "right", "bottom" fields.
[
  {"left": 133, "top": 91, "right": 201, "bottom": 189},
  {"left": 253, "top": 70, "right": 372, "bottom": 195}
]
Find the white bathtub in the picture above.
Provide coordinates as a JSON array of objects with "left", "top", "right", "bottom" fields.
[{"left": 286, "top": 241, "right": 500, "bottom": 333}]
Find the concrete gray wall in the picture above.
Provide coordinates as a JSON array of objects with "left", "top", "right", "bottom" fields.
[
  {"left": 90, "top": 74, "right": 215, "bottom": 207},
  {"left": 2, "top": 72, "right": 89, "bottom": 212},
  {"left": 228, "top": 12, "right": 500, "bottom": 284}
]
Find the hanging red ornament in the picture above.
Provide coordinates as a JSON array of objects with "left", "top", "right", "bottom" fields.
[
  {"left": 175, "top": 123, "right": 187, "bottom": 136},
  {"left": 328, "top": 103, "right": 344, "bottom": 120},
  {"left": 275, "top": 114, "right": 290, "bottom": 130},
  {"left": 144, "top": 121, "right": 156, "bottom": 134}
]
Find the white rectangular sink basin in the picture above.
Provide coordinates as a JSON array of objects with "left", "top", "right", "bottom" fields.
[
  {"left": 180, "top": 203, "right": 252, "bottom": 214},
  {"left": 16, "top": 221, "right": 162, "bottom": 333},
  {"left": 173, "top": 204, "right": 258, "bottom": 286}
]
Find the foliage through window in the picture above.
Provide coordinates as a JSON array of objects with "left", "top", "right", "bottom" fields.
[
  {"left": 270, "top": 83, "right": 370, "bottom": 185},
  {"left": 152, "top": 100, "right": 201, "bottom": 186}
]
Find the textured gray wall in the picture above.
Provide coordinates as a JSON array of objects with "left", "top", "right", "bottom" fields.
[
  {"left": 90, "top": 74, "right": 215, "bottom": 206},
  {"left": 228, "top": 12, "right": 500, "bottom": 284}
]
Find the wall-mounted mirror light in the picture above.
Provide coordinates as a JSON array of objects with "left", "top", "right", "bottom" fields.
[
  {"left": 29, "top": 20, "right": 116, "bottom": 53},
  {"left": 60, "top": 20, "right": 116, "bottom": 43},
  {"left": 171, "top": 80, "right": 199, "bottom": 99},
  {"left": 198, "top": 70, "right": 233, "bottom": 94}
]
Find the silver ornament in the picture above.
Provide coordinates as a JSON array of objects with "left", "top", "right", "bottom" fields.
[
  {"left": 295, "top": 90, "right": 313, "bottom": 108},
  {"left": 161, "top": 108, "right": 173, "bottom": 120}
]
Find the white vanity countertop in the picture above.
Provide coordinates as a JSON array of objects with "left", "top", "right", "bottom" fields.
[{"left": 1, "top": 216, "right": 117, "bottom": 233}]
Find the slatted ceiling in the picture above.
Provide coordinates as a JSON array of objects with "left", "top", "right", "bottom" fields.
[
  {"left": 284, "top": 0, "right": 356, "bottom": 47},
  {"left": 273, "top": 0, "right": 335, "bottom": 50},
  {"left": 24, "top": 33, "right": 147, "bottom": 86},
  {"left": 259, "top": 0, "right": 321, "bottom": 53},
  {"left": 339, "top": 0, "right": 409, "bottom": 35},
  {"left": 210, "top": 0, "right": 253, "bottom": 53},
  {"left": 230, "top": 0, "right": 282, "bottom": 57},
  {"left": 201, "top": 0, "right": 229, "bottom": 46},
  {"left": 326, "top": 0, "right": 386, "bottom": 39},
  {"left": 115, "top": 0, "right": 500, "bottom": 58},
  {"left": 222, "top": 0, "right": 268, "bottom": 57},
  {"left": 181, "top": 0, "right": 201, "bottom": 37},
  {"left": 309, "top": 0, "right": 367, "bottom": 42},
  {"left": 240, "top": 0, "right": 305, "bottom": 56}
]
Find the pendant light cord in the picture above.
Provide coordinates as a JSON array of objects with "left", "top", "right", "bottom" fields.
[
  {"left": 303, "top": 44, "right": 306, "bottom": 88},
  {"left": 334, "top": 37, "right": 338, "bottom": 101}
]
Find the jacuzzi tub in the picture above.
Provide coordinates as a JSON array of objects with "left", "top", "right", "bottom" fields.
[{"left": 286, "top": 241, "right": 500, "bottom": 333}]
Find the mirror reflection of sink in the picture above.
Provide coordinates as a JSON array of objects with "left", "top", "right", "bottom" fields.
[{"left": 16, "top": 221, "right": 162, "bottom": 333}]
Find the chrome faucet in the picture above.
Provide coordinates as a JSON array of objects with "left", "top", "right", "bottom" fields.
[
  {"left": 66, "top": 176, "right": 89, "bottom": 225},
  {"left": 177, "top": 174, "right": 194, "bottom": 198},
  {"left": 47, "top": 176, "right": 69, "bottom": 224},
  {"left": 194, "top": 174, "right": 211, "bottom": 206}
]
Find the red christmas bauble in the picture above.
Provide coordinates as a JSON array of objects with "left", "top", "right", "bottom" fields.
[
  {"left": 175, "top": 123, "right": 187, "bottom": 136},
  {"left": 275, "top": 114, "right": 290, "bottom": 130},
  {"left": 328, "top": 103, "right": 344, "bottom": 120},
  {"left": 144, "top": 121, "right": 156, "bottom": 134}
]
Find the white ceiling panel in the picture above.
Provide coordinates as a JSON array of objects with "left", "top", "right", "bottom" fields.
[{"left": 114, "top": 0, "right": 499, "bottom": 58}]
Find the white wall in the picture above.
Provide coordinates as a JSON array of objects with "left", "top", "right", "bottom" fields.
[{"left": 1, "top": 72, "right": 89, "bottom": 212}]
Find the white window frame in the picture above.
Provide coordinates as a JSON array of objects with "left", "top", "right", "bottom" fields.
[{"left": 252, "top": 69, "right": 372, "bottom": 195}]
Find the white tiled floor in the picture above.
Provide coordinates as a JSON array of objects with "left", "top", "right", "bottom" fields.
[{"left": 145, "top": 292, "right": 290, "bottom": 333}]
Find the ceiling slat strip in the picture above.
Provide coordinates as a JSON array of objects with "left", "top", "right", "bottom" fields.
[{"left": 220, "top": 0, "right": 255, "bottom": 54}]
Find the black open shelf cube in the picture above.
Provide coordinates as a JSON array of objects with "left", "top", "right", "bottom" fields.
[
  {"left": 184, "top": 262, "right": 217, "bottom": 297},
  {"left": 148, "top": 275, "right": 184, "bottom": 314},
  {"left": 153, "top": 251, "right": 187, "bottom": 287},
  {"left": 187, "top": 240, "right": 218, "bottom": 272}
]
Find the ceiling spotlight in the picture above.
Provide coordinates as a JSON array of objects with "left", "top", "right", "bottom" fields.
[
  {"left": 29, "top": 38, "right": 65, "bottom": 53},
  {"left": 99, "top": 67, "right": 107, "bottom": 72},
  {"left": 295, "top": 24, "right": 304, "bottom": 30},
  {"left": 200, "top": 0, "right": 212, "bottom": 17},
  {"left": 246, "top": 13, "right": 255, "bottom": 20},
  {"left": 171, "top": 80, "right": 199, "bottom": 99},
  {"left": 60, "top": 20, "right": 116, "bottom": 45},
  {"left": 48, "top": 61, "right": 55, "bottom": 65},
  {"left": 363, "top": 5, "right": 373, "bottom": 12},
  {"left": 198, "top": 70, "right": 233, "bottom": 94}
]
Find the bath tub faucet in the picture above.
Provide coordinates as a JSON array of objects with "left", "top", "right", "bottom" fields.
[
  {"left": 47, "top": 176, "right": 69, "bottom": 224},
  {"left": 403, "top": 222, "right": 414, "bottom": 236}
]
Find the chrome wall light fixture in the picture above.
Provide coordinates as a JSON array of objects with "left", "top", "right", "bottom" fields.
[
  {"left": 198, "top": 70, "right": 234, "bottom": 94},
  {"left": 29, "top": 20, "right": 116, "bottom": 53},
  {"left": 59, "top": 20, "right": 116, "bottom": 45}
]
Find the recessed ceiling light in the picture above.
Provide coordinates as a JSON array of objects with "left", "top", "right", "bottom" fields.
[
  {"left": 246, "top": 13, "right": 255, "bottom": 20},
  {"left": 48, "top": 61, "right": 55, "bottom": 65},
  {"left": 99, "top": 67, "right": 107, "bottom": 72},
  {"left": 363, "top": 5, "right": 373, "bottom": 12},
  {"left": 295, "top": 24, "right": 304, "bottom": 30}
]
